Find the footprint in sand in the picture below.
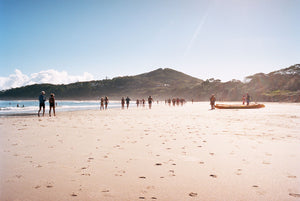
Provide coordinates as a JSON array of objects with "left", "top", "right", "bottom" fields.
[
  {"left": 139, "top": 176, "right": 146, "bottom": 179},
  {"left": 16, "top": 175, "right": 22, "bottom": 179},
  {"left": 88, "top": 157, "right": 94, "bottom": 160},
  {"left": 155, "top": 163, "right": 162, "bottom": 166},
  {"left": 210, "top": 174, "right": 217, "bottom": 178},
  {"left": 169, "top": 170, "right": 176, "bottom": 177},
  {"left": 46, "top": 183, "right": 54, "bottom": 188},
  {"left": 189, "top": 192, "right": 198, "bottom": 197},
  {"left": 287, "top": 175, "right": 297, "bottom": 179},
  {"left": 71, "top": 193, "right": 78, "bottom": 197},
  {"left": 289, "top": 193, "right": 300, "bottom": 198},
  {"left": 235, "top": 169, "right": 242, "bottom": 175}
]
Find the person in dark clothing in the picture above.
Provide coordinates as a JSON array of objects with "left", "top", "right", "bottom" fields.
[
  {"left": 104, "top": 96, "right": 109, "bottom": 109},
  {"left": 246, "top": 93, "right": 250, "bottom": 106},
  {"left": 49, "top": 93, "right": 55, "bottom": 116},
  {"left": 38, "top": 91, "right": 46, "bottom": 117},
  {"left": 126, "top": 97, "right": 130, "bottom": 109},
  {"left": 121, "top": 97, "right": 125, "bottom": 109},
  {"left": 148, "top": 96, "right": 153, "bottom": 109}
]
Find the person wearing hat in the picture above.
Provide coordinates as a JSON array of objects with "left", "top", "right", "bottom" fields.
[
  {"left": 49, "top": 93, "right": 56, "bottom": 116},
  {"left": 38, "top": 91, "right": 46, "bottom": 117}
]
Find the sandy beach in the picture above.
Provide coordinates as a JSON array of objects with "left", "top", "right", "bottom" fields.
[{"left": 0, "top": 102, "right": 299, "bottom": 201}]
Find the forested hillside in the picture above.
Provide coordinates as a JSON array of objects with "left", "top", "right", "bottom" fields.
[{"left": 0, "top": 65, "right": 299, "bottom": 102}]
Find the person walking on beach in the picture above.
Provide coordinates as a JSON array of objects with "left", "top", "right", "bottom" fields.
[
  {"left": 104, "top": 96, "right": 109, "bottom": 109},
  {"left": 100, "top": 97, "right": 104, "bottom": 110},
  {"left": 49, "top": 93, "right": 56, "bottom": 116},
  {"left": 210, "top": 94, "right": 216, "bottom": 110},
  {"left": 246, "top": 93, "right": 250, "bottom": 105},
  {"left": 38, "top": 91, "right": 46, "bottom": 117},
  {"left": 126, "top": 96, "right": 131, "bottom": 109},
  {"left": 121, "top": 97, "right": 125, "bottom": 109},
  {"left": 148, "top": 96, "right": 153, "bottom": 109},
  {"left": 136, "top": 99, "right": 140, "bottom": 107}
]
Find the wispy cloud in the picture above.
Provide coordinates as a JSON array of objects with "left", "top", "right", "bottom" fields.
[
  {"left": 184, "top": 4, "right": 211, "bottom": 57},
  {"left": 0, "top": 69, "right": 94, "bottom": 90}
]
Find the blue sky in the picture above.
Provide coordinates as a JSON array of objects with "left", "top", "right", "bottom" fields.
[{"left": 0, "top": 0, "right": 299, "bottom": 89}]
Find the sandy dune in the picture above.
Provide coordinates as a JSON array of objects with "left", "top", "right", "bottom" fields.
[{"left": 0, "top": 102, "right": 299, "bottom": 201}]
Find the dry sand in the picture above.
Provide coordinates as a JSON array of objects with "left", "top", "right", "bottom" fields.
[{"left": 0, "top": 102, "right": 299, "bottom": 201}]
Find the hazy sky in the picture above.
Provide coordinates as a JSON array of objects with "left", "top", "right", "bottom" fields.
[{"left": 1, "top": 0, "right": 299, "bottom": 90}]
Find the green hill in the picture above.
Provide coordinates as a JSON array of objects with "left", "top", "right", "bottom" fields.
[
  {"left": 0, "top": 68, "right": 203, "bottom": 100},
  {"left": 0, "top": 65, "right": 299, "bottom": 102}
]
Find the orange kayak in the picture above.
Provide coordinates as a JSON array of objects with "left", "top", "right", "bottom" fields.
[{"left": 215, "top": 104, "right": 265, "bottom": 109}]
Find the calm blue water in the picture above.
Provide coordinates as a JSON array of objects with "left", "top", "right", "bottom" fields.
[{"left": 0, "top": 100, "right": 120, "bottom": 116}]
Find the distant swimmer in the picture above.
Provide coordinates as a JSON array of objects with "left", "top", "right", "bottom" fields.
[
  {"left": 100, "top": 97, "right": 104, "bottom": 110},
  {"left": 38, "top": 91, "right": 46, "bottom": 117},
  {"left": 121, "top": 97, "right": 125, "bottom": 109},
  {"left": 126, "top": 96, "right": 131, "bottom": 109},
  {"left": 148, "top": 96, "right": 153, "bottom": 109},
  {"left": 49, "top": 93, "right": 56, "bottom": 116},
  {"left": 105, "top": 96, "right": 109, "bottom": 109},
  {"left": 210, "top": 94, "right": 216, "bottom": 110}
]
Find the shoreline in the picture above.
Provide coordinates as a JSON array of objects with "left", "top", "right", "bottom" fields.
[{"left": 1, "top": 101, "right": 300, "bottom": 117}]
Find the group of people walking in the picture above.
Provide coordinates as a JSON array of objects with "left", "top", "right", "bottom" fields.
[
  {"left": 38, "top": 91, "right": 56, "bottom": 117},
  {"left": 120, "top": 96, "right": 154, "bottom": 109},
  {"left": 165, "top": 98, "right": 186, "bottom": 106}
]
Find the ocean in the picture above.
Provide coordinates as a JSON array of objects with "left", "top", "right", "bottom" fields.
[{"left": 0, "top": 100, "right": 120, "bottom": 116}]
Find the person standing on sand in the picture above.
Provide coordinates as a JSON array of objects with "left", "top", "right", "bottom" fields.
[
  {"left": 136, "top": 99, "right": 140, "bottom": 107},
  {"left": 49, "top": 93, "right": 56, "bottom": 116},
  {"left": 242, "top": 95, "right": 246, "bottom": 105},
  {"left": 38, "top": 91, "right": 46, "bottom": 117},
  {"left": 105, "top": 96, "right": 109, "bottom": 109},
  {"left": 210, "top": 94, "right": 216, "bottom": 110},
  {"left": 246, "top": 93, "right": 250, "bottom": 105},
  {"left": 100, "top": 97, "right": 104, "bottom": 110},
  {"left": 148, "top": 96, "right": 153, "bottom": 109},
  {"left": 121, "top": 97, "right": 125, "bottom": 109},
  {"left": 126, "top": 96, "right": 131, "bottom": 109}
]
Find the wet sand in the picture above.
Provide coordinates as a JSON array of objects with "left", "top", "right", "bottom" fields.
[{"left": 0, "top": 102, "right": 299, "bottom": 201}]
